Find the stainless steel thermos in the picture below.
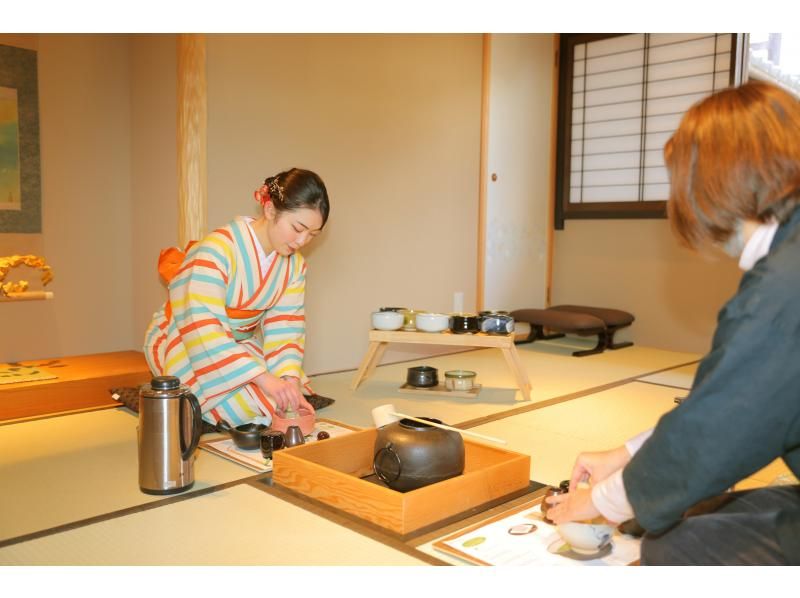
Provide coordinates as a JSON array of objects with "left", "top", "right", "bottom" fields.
[{"left": 138, "top": 376, "right": 202, "bottom": 495}]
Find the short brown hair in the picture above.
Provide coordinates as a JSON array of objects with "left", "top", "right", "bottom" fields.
[{"left": 665, "top": 80, "right": 800, "bottom": 249}]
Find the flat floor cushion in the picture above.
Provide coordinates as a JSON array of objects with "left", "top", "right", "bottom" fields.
[
  {"left": 548, "top": 305, "right": 635, "bottom": 328},
  {"left": 511, "top": 308, "right": 606, "bottom": 335}
]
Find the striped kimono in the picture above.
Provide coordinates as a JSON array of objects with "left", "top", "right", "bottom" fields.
[{"left": 143, "top": 216, "right": 312, "bottom": 426}]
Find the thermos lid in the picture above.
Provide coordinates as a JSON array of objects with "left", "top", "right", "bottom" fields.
[{"left": 150, "top": 375, "right": 181, "bottom": 390}]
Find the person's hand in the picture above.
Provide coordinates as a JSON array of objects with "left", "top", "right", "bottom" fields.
[
  {"left": 257, "top": 374, "right": 313, "bottom": 413},
  {"left": 568, "top": 445, "right": 631, "bottom": 491},
  {"left": 545, "top": 486, "right": 601, "bottom": 525}
]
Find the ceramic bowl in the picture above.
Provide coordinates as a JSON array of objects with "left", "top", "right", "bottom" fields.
[
  {"left": 480, "top": 314, "right": 515, "bottom": 335},
  {"left": 556, "top": 520, "right": 615, "bottom": 555},
  {"left": 406, "top": 365, "right": 438, "bottom": 388},
  {"left": 415, "top": 312, "right": 450, "bottom": 333},
  {"left": 444, "top": 369, "right": 477, "bottom": 391},
  {"left": 371, "top": 310, "right": 404, "bottom": 331},
  {"left": 450, "top": 313, "right": 480, "bottom": 334},
  {"left": 271, "top": 407, "right": 316, "bottom": 436}
]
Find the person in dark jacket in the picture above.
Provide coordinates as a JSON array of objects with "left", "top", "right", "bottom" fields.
[{"left": 546, "top": 80, "right": 800, "bottom": 565}]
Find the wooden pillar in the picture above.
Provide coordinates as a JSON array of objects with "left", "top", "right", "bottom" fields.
[
  {"left": 476, "top": 33, "right": 491, "bottom": 313},
  {"left": 177, "top": 34, "right": 208, "bottom": 247}
]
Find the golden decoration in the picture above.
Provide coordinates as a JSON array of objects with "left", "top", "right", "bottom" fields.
[{"left": 0, "top": 255, "right": 54, "bottom": 297}]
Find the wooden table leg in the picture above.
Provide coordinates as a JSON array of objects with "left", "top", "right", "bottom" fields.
[
  {"left": 501, "top": 346, "right": 533, "bottom": 401},
  {"left": 350, "top": 341, "right": 387, "bottom": 390}
]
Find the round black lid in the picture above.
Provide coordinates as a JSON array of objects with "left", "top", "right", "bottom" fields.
[
  {"left": 559, "top": 479, "right": 571, "bottom": 492},
  {"left": 150, "top": 375, "right": 181, "bottom": 390}
]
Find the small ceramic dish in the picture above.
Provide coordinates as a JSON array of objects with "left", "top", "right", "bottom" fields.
[
  {"left": 444, "top": 369, "right": 477, "bottom": 391},
  {"left": 415, "top": 312, "right": 450, "bottom": 333},
  {"left": 271, "top": 407, "right": 315, "bottom": 436},
  {"left": 372, "top": 310, "right": 404, "bottom": 331}
]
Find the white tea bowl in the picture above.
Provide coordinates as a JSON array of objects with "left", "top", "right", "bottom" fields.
[
  {"left": 415, "top": 312, "right": 450, "bottom": 333},
  {"left": 556, "top": 520, "right": 615, "bottom": 555},
  {"left": 371, "top": 310, "right": 404, "bottom": 331}
]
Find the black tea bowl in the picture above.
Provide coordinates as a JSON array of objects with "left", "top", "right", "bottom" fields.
[
  {"left": 450, "top": 313, "right": 480, "bottom": 334},
  {"left": 406, "top": 365, "right": 439, "bottom": 388}
]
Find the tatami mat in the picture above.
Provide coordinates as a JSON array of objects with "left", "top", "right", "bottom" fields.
[
  {"left": 312, "top": 339, "right": 700, "bottom": 428},
  {"left": 0, "top": 408, "right": 255, "bottom": 543},
  {"left": 0, "top": 484, "right": 429, "bottom": 565},
  {"left": 636, "top": 363, "right": 698, "bottom": 390},
  {"left": 466, "top": 381, "right": 678, "bottom": 486}
]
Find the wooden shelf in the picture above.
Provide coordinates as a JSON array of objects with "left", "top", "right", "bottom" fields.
[
  {"left": 0, "top": 291, "right": 54, "bottom": 302},
  {"left": 351, "top": 329, "right": 532, "bottom": 401}
]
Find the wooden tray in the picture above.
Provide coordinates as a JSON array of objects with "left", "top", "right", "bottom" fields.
[
  {"left": 397, "top": 382, "right": 481, "bottom": 399},
  {"left": 271, "top": 428, "right": 531, "bottom": 535}
]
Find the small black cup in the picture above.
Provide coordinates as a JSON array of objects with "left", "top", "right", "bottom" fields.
[
  {"left": 260, "top": 430, "right": 286, "bottom": 460},
  {"left": 451, "top": 314, "right": 480, "bottom": 334},
  {"left": 407, "top": 365, "right": 438, "bottom": 388}
]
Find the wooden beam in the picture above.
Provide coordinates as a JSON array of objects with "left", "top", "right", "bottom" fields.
[{"left": 177, "top": 34, "right": 208, "bottom": 247}]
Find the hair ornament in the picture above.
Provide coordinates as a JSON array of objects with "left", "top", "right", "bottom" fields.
[{"left": 267, "top": 177, "right": 285, "bottom": 204}]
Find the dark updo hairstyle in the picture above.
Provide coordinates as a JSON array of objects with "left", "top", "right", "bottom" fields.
[{"left": 265, "top": 168, "right": 330, "bottom": 228}]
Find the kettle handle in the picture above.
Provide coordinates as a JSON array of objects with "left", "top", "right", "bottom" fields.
[
  {"left": 181, "top": 392, "right": 203, "bottom": 461},
  {"left": 373, "top": 443, "right": 402, "bottom": 486}
]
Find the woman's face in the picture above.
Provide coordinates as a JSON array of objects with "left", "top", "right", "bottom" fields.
[{"left": 266, "top": 206, "right": 324, "bottom": 256}]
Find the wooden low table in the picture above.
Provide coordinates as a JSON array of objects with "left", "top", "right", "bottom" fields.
[
  {"left": 351, "top": 329, "right": 532, "bottom": 401},
  {"left": 0, "top": 351, "right": 151, "bottom": 423}
]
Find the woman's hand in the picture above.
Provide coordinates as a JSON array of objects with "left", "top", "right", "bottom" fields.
[
  {"left": 568, "top": 445, "right": 631, "bottom": 491},
  {"left": 545, "top": 487, "right": 601, "bottom": 525},
  {"left": 257, "top": 373, "right": 314, "bottom": 413}
]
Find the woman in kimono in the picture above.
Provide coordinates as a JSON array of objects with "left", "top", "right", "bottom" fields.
[
  {"left": 546, "top": 81, "right": 800, "bottom": 565},
  {"left": 144, "top": 168, "right": 330, "bottom": 427}
]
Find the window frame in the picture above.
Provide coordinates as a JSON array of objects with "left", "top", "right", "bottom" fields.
[{"left": 554, "top": 33, "right": 747, "bottom": 229}]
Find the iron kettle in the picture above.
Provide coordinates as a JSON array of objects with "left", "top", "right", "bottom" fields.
[{"left": 138, "top": 376, "right": 202, "bottom": 495}]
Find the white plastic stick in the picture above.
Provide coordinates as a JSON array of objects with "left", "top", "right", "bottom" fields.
[{"left": 391, "top": 411, "right": 507, "bottom": 445}]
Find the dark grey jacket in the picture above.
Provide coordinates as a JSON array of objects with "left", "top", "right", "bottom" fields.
[{"left": 624, "top": 206, "right": 800, "bottom": 564}]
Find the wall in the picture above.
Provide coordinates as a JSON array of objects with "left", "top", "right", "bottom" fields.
[
  {"left": 1, "top": 34, "right": 134, "bottom": 362},
  {"left": 551, "top": 219, "right": 742, "bottom": 354},
  {"left": 130, "top": 34, "right": 178, "bottom": 352},
  {"left": 484, "top": 34, "right": 554, "bottom": 312},
  {"left": 204, "top": 34, "right": 483, "bottom": 374}
]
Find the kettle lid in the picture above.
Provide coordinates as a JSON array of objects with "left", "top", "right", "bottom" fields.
[{"left": 150, "top": 375, "right": 181, "bottom": 391}]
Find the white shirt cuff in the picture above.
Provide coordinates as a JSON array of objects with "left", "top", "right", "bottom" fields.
[
  {"left": 625, "top": 428, "right": 653, "bottom": 455},
  {"left": 592, "top": 468, "right": 635, "bottom": 524},
  {"left": 591, "top": 428, "right": 653, "bottom": 524}
]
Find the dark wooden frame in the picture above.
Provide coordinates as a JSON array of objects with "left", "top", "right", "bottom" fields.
[{"left": 554, "top": 33, "right": 746, "bottom": 229}]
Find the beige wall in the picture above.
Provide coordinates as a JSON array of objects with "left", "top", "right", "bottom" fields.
[
  {"left": 1, "top": 34, "right": 134, "bottom": 362},
  {"left": 204, "top": 34, "right": 483, "bottom": 374},
  {"left": 130, "top": 34, "right": 178, "bottom": 352},
  {"left": 552, "top": 219, "right": 742, "bottom": 354}
]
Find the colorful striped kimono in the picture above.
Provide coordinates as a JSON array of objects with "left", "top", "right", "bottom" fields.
[{"left": 143, "top": 216, "right": 312, "bottom": 426}]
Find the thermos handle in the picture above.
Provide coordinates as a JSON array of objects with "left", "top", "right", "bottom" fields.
[{"left": 181, "top": 392, "right": 203, "bottom": 461}]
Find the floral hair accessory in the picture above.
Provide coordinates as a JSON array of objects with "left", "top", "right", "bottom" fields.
[{"left": 254, "top": 184, "right": 271, "bottom": 206}]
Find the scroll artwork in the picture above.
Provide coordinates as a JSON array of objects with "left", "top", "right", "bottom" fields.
[{"left": 0, "top": 44, "right": 42, "bottom": 234}]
